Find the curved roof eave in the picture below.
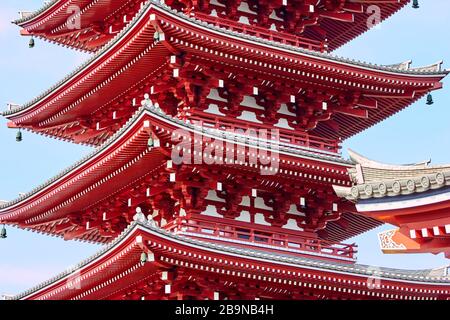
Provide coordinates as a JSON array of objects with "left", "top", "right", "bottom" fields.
[
  {"left": 348, "top": 149, "right": 433, "bottom": 171},
  {"left": 0, "top": 105, "right": 352, "bottom": 216},
  {"left": 4, "top": 1, "right": 448, "bottom": 120},
  {"left": 13, "top": 220, "right": 450, "bottom": 300},
  {"left": 3, "top": 0, "right": 155, "bottom": 118},
  {"left": 0, "top": 106, "right": 149, "bottom": 213},
  {"left": 13, "top": 0, "right": 60, "bottom": 26}
]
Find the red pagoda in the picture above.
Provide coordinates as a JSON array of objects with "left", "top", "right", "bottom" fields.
[{"left": 2, "top": 0, "right": 450, "bottom": 300}]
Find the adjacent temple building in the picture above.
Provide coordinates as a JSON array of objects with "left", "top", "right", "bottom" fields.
[{"left": 2, "top": 0, "right": 450, "bottom": 300}]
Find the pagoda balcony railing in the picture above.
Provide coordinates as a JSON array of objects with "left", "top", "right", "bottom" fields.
[
  {"left": 192, "top": 12, "right": 327, "bottom": 52},
  {"left": 190, "top": 112, "right": 341, "bottom": 154},
  {"left": 165, "top": 218, "right": 357, "bottom": 261}
]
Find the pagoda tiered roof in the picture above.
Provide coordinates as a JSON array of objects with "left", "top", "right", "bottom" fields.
[
  {"left": 0, "top": 105, "right": 382, "bottom": 244},
  {"left": 8, "top": 221, "right": 450, "bottom": 300},
  {"left": 15, "top": 0, "right": 410, "bottom": 52},
  {"left": 4, "top": 2, "right": 448, "bottom": 147},
  {"left": 6, "top": 0, "right": 450, "bottom": 302}
]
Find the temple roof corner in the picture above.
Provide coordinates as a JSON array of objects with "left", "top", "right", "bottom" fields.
[{"left": 332, "top": 185, "right": 352, "bottom": 199}]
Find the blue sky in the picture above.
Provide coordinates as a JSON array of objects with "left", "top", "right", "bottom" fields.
[{"left": 0, "top": 0, "right": 450, "bottom": 295}]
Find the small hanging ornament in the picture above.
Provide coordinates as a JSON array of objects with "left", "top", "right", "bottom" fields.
[
  {"left": 29, "top": 37, "right": 35, "bottom": 48},
  {"left": 426, "top": 92, "right": 434, "bottom": 105},
  {"left": 140, "top": 252, "right": 148, "bottom": 263},
  {"left": 16, "top": 130, "right": 22, "bottom": 142},
  {"left": 0, "top": 225, "right": 7, "bottom": 239},
  {"left": 412, "top": 0, "right": 419, "bottom": 9}
]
